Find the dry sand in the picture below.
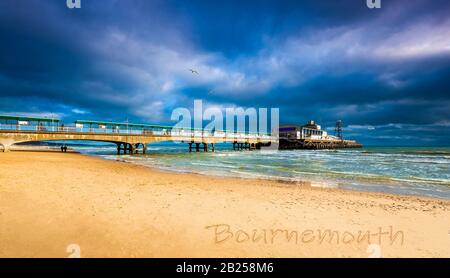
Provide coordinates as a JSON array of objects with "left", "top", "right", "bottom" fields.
[{"left": 0, "top": 152, "right": 449, "bottom": 258}]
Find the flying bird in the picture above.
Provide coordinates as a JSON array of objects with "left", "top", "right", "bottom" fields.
[{"left": 188, "top": 68, "right": 199, "bottom": 75}]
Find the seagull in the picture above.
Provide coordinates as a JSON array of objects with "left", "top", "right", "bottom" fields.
[
  {"left": 188, "top": 68, "right": 199, "bottom": 75},
  {"left": 208, "top": 89, "right": 215, "bottom": 95}
]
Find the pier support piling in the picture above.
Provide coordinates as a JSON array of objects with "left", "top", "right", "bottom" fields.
[
  {"left": 128, "top": 144, "right": 134, "bottom": 154},
  {"left": 1, "top": 143, "right": 10, "bottom": 153},
  {"left": 117, "top": 143, "right": 142, "bottom": 155},
  {"left": 188, "top": 142, "right": 216, "bottom": 153},
  {"left": 117, "top": 143, "right": 124, "bottom": 155},
  {"left": 132, "top": 143, "right": 146, "bottom": 155},
  {"left": 143, "top": 144, "right": 147, "bottom": 155}
]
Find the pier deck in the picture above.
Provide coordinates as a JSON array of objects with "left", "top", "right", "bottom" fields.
[
  {"left": 279, "top": 138, "right": 362, "bottom": 150},
  {"left": 0, "top": 122, "right": 275, "bottom": 154}
]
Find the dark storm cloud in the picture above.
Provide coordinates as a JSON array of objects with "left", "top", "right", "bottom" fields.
[{"left": 0, "top": 0, "right": 449, "bottom": 145}]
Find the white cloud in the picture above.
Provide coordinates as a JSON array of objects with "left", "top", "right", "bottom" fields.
[{"left": 71, "top": 108, "right": 89, "bottom": 115}]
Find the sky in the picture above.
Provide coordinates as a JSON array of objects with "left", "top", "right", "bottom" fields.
[{"left": 0, "top": 0, "right": 449, "bottom": 145}]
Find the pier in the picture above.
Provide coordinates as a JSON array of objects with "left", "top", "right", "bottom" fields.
[{"left": 0, "top": 115, "right": 275, "bottom": 153}]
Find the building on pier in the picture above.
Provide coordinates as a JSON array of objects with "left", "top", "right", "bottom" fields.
[
  {"left": 279, "top": 120, "right": 330, "bottom": 140},
  {"left": 279, "top": 120, "right": 362, "bottom": 149}
]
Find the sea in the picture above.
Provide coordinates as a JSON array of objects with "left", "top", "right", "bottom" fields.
[{"left": 50, "top": 141, "right": 450, "bottom": 200}]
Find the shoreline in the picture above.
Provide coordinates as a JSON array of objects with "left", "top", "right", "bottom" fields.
[
  {"left": 103, "top": 153, "right": 450, "bottom": 203},
  {"left": 6, "top": 145, "right": 450, "bottom": 202},
  {"left": 1, "top": 151, "right": 450, "bottom": 257},
  {"left": 96, "top": 151, "right": 450, "bottom": 202},
  {"left": 7, "top": 144, "right": 450, "bottom": 201}
]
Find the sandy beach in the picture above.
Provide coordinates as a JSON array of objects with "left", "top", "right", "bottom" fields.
[{"left": 1, "top": 151, "right": 450, "bottom": 258}]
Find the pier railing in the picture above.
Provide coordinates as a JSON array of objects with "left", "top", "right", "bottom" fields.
[{"left": 0, "top": 123, "right": 274, "bottom": 140}]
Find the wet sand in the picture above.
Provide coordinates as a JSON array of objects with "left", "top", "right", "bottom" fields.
[{"left": 1, "top": 152, "right": 449, "bottom": 258}]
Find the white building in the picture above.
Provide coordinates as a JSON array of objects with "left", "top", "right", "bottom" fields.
[{"left": 279, "top": 120, "right": 328, "bottom": 140}]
